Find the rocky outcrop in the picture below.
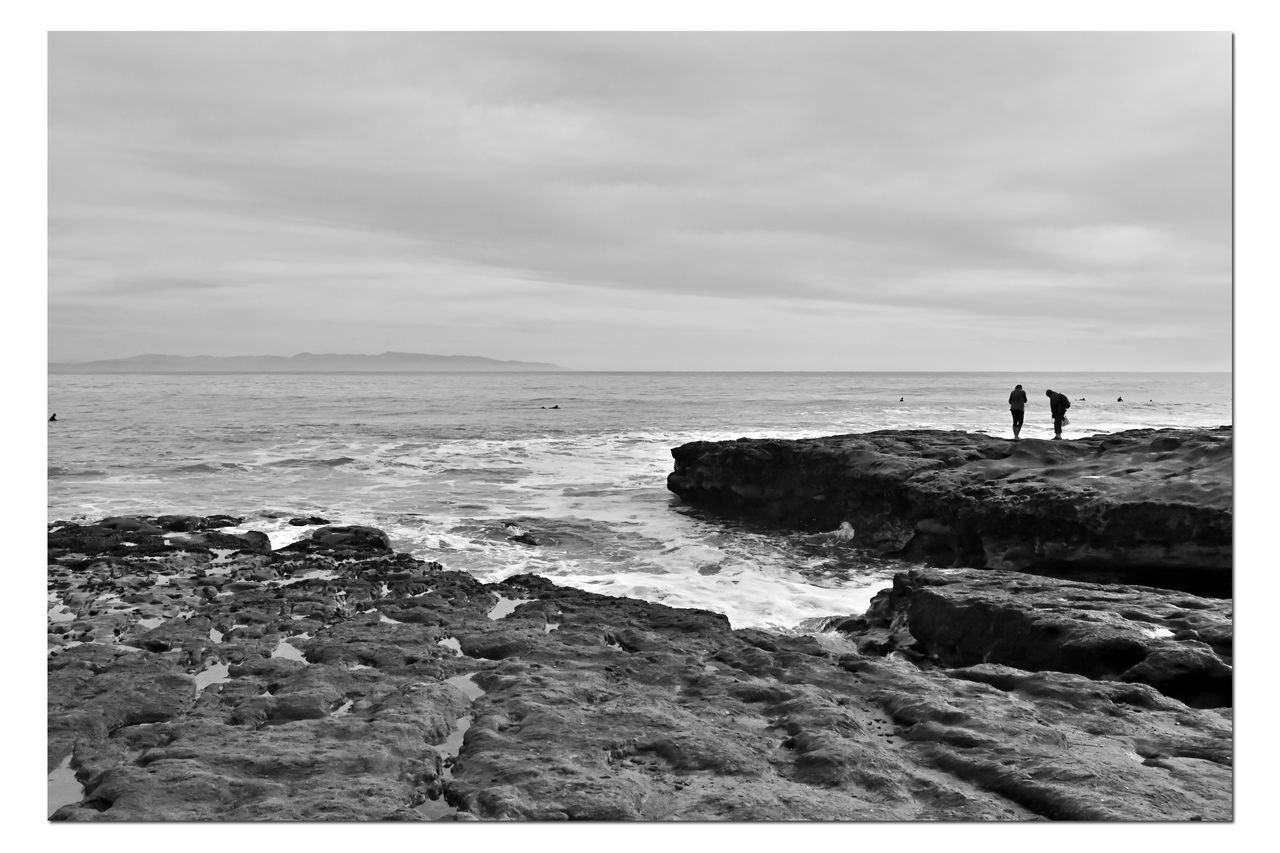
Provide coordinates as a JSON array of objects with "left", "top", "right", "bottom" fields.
[
  {"left": 48, "top": 515, "right": 1232, "bottom": 822},
  {"left": 668, "top": 428, "right": 1232, "bottom": 596},
  {"left": 832, "top": 568, "right": 1232, "bottom": 708}
]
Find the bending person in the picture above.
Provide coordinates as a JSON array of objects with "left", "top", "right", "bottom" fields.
[{"left": 1044, "top": 389, "right": 1071, "bottom": 439}]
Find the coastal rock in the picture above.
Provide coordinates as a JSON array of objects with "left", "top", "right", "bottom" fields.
[
  {"left": 154, "top": 515, "right": 244, "bottom": 532},
  {"left": 280, "top": 525, "right": 393, "bottom": 556},
  {"left": 167, "top": 530, "right": 273, "bottom": 556},
  {"left": 839, "top": 568, "right": 1232, "bottom": 708},
  {"left": 48, "top": 516, "right": 1232, "bottom": 821},
  {"left": 667, "top": 428, "right": 1232, "bottom": 595}
]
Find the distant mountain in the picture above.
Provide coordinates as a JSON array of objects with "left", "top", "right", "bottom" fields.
[{"left": 49, "top": 352, "right": 568, "bottom": 373}]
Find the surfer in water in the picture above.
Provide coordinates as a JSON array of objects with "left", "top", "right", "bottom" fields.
[{"left": 49, "top": 413, "right": 57, "bottom": 422}]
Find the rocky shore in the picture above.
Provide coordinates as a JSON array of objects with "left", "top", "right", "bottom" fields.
[{"left": 47, "top": 428, "right": 1232, "bottom": 821}]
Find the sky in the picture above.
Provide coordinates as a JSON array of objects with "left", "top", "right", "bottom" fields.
[{"left": 47, "top": 31, "right": 1232, "bottom": 371}]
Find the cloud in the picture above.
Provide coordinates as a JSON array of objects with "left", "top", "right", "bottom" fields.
[{"left": 48, "top": 32, "right": 1231, "bottom": 370}]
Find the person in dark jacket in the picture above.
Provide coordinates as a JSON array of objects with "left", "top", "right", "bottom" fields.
[
  {"left": 1045, "top": 389, "right": 1070, "bottom": 439},
  {"left": 1007, "top": 384, "right": 1028, "bottom": 439}
]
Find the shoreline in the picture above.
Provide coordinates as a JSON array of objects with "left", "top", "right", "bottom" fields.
[{"left": 48, "top": 426, "right": 1232, "bottom": 820}]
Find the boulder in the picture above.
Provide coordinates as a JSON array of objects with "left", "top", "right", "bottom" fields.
[
  {"left": 844, "top": 568, "right": 1232, "bottom": 708},
  {"left": 281, "top": 525, "right": 393, "bottom": 556}
]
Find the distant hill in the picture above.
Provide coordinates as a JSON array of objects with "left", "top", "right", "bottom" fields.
[{"left": 49, "top": 352, "right": 568, "bottom": 373}]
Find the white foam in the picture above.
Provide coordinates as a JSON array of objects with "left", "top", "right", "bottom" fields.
[{"left": 223, "top": 519, "right": 312, "bottom": 551}]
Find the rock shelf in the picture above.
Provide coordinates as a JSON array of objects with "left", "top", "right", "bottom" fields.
[{"left": 668, "top": 427, "right": 1232, "bottom": 596}]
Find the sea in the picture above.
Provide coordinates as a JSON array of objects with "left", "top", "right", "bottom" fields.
[{"left": 47, "top": 371, "right": 1232, "bottom": 633}]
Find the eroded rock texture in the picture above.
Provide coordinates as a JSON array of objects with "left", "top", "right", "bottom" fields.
[{"left": 48, "top": 510, "right": 1231, "bottom": 821}]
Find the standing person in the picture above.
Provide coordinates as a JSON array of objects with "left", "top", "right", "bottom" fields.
[
  {"left": 1007, "top": 384, "right": 1028, "bottom": 439},
  {"left": 1045, "top": 389, "right": 1070, "bottom": 439}
]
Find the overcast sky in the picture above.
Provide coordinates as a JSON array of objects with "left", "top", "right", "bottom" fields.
[{"left": 48, "top": 32, "right": 1231, "bottom": 371}]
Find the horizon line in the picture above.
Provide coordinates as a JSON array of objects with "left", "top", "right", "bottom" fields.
[{"left": 47, "top": 367, "right": 1232, "bottom": 375}]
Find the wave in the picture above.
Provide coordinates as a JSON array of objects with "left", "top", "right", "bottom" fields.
[
  {"left": 264, "top": 456, "right": 357, "bottom": 469},
  {"left": 48, "top": 466, "right": 107, "bottom": 478},
  {"left": 175, "top": 462, "right": 251, "bottom": 473}
]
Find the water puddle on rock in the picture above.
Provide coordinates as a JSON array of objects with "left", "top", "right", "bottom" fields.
[
  {"left": 48, "top": 755, "right": 84, "bottom": 817},
  {"left": 417, "top": 673, "right": 488, "bottom": 820},
  {"left": 437, "top": 637, "right": 463, "bottom": 658},
  {"left": 194, "top": 662, "right": 231, "bottom": 694},
  {"left": 487, "top": 595, "right": 533, "bottom": 620},
  {"left": 203, "top": 550, "right": 239, "bottom": 576},
  {"left": 544, "top": 622, "right": 561, "bottom": 634},
  {"left": 136, "top": 616, "right": 167, "bottom": 631},
  {"left": 47, "top": 603, "right": 76, "bottom": 624},
  {"left": 271, "top": 634, "right": 310, "bottom": 662},
  {"left": 331, "top": 699, "right": 355, "bottom": 717},
  {"left": 208, "top": 628, "right": 224, "bottom": 644},
  {"left": 1140, "top": 627, "right": 1176, "bottom": 639},
  {"left": 445, "top": 672, "right": 486, "bottom": 701},
  {"left": 275, "top": 568, "right": 339, "bottom": 587}
]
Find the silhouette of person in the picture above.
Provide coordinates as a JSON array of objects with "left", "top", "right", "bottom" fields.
[
  {"left": 1007, "top": 384, "right": 1027, "bottom": 439},
  {"left": 1117, "top": 396, "right": 1123, "bottom": 402},
  {"left": 48, "top": 413, "right": 57, "bottom": 422},
  {"left": 1045, "top": 389, "right": 1070, "bottom": 439}
]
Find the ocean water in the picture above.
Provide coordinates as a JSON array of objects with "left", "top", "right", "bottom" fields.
[{"left": 47, "top": 371, "right": 1231, "bottom": 632}]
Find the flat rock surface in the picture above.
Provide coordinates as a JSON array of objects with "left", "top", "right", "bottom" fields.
[
  {"left": 48, "top": 515, "right": 1232, "bottom": 821},
  {"left": 668, "top": 427, "right": 1232, "bottom": 595}
]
